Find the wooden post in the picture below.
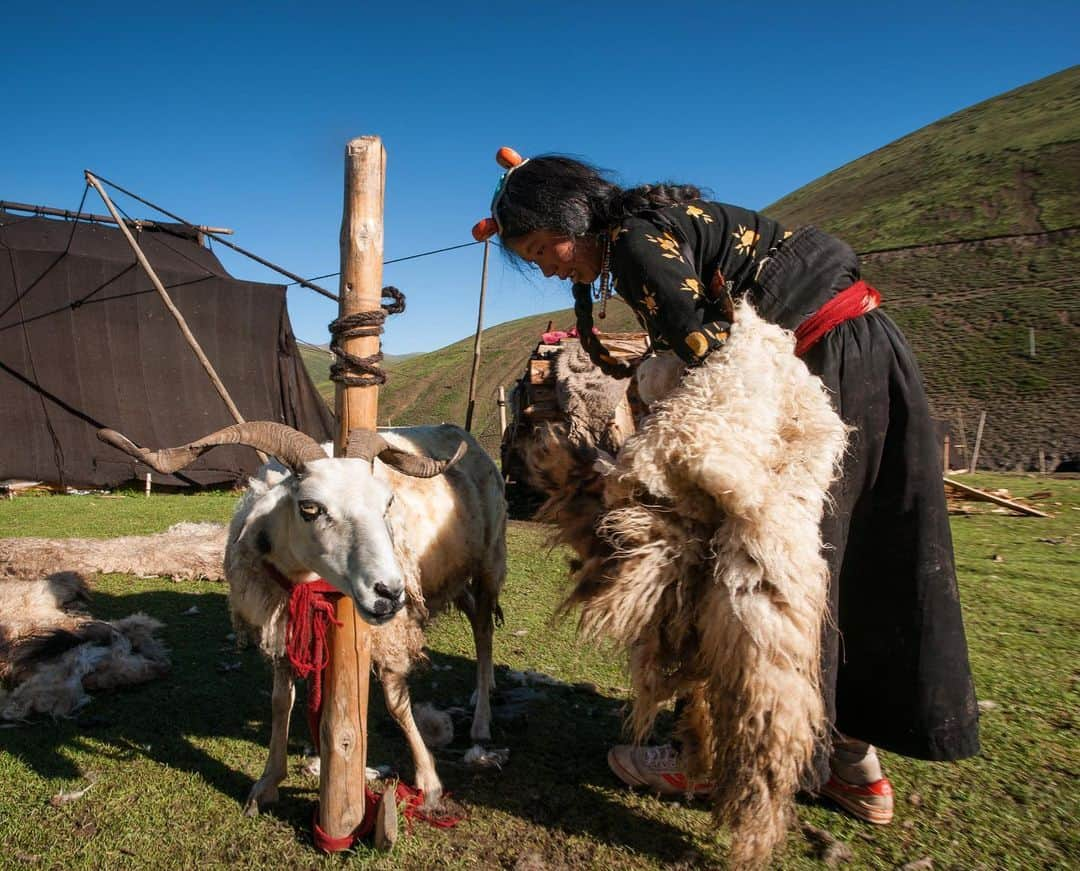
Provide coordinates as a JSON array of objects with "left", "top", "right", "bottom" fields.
[
  {"left": 1039, "top": 449, "right": 1046, "bottom": 474},
  {"left": 497, "top": 385, "right": 508, "bottom": 436},
  {"left": 87, "top": 174, "right": 244, "bottom": 425},
  {"left": 970, "top": 410, "right": 987, "bottom": 473},
  {"left": 85, "top": 172, "right": 267, "bottom": 465},
  {"left": 464, "top": 241, "right": 490, "bottom": 432},
  {"left": 320, "top": 136, "right": 384, "bottom": 844},
  {"left": 144, "top": 473, "right": 151, "bottom": 498},
  {"left": 943, "top": 433, "right": 950, "bottom": 475},
  {"left": 957, "top": 411, "right": 969, "bottom": 469}
]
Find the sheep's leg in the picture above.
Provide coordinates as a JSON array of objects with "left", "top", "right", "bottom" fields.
[
  {"left": 381, "top": 669, "right": 443, "bottom": 807},
  {"left": 244, "top": 660, "right": 295, "bottom": 816},
  {"left": 468, "top": 582, "right": 496, "bottom": 743}
]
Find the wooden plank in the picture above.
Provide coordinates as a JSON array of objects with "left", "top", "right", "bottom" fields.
[{"left": 943, "top": 477, "right": 1050, "bottom": 518}]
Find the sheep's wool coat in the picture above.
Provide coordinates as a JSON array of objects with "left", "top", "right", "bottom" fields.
[
  {"left": 0, "top": 573, "right": 170, "bottom": 721},
  {"left": 567, "top": 302, "right": 848, "bottom": 868}
]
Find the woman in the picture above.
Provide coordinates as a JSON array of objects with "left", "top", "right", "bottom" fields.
[{"left": 474, "top": 149, "right": 980, "bottom": 825}]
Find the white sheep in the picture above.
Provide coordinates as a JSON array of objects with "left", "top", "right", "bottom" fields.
[{"left": 98, "top": 421, "right": 507, "bottom": 812}]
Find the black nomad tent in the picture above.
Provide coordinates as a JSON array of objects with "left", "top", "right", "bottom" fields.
[{"left": 0, "top": 207, "right": 334, "bottom": 488}]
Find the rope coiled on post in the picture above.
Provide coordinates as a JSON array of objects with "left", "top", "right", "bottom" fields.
[{"left": 328, "top": 286, "right": 406, "bottom": 387}]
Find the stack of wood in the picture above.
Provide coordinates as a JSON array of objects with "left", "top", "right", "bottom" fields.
[{"left": 943, "top": 477, "right": 1049, "bottom": 517}]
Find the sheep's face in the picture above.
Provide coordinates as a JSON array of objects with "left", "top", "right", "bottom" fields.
[{"left": 284, "top": 458, "right": 405, "bottom": 626}]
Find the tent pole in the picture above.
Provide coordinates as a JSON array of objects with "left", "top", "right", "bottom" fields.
[
  {"left": 85, "top": 172, "right": 267, "bottom": 464},
  {"left": 464, "top": 240, "right": 490, "bottom": 432},
  {"left": 84, "top": 171, "right": 338, "bottom": 302},
  {"left": 319, "top": 136, "right": 382, "bottom": 848}
]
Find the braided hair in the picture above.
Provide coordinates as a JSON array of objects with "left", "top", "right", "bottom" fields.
[{"left": 496, "top": 156, "right": 701, "bottom": 375}]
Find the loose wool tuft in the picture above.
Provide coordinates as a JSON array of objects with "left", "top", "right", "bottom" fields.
[{"left": 560, "top": 302, "right": 848, "bottom": 869}]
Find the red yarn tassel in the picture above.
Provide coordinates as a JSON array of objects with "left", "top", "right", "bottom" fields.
[{"left": 284, "top": 579, "right": 343, "bottom": 750}]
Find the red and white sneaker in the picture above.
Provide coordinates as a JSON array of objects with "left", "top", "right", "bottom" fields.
[
  {"left": 607, "top": 744, "right": 714, "bottom": 797},
  {"left": 819, "top": 773, "right": 894, "bottom": 824}
]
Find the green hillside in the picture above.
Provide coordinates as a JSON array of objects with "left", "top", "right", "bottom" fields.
[
  {"left": 304, "top": 68, "right": 1079, "bottom": 469},
  {"left": 764, "top": 66, "right": 1080, "bottom": 249}
]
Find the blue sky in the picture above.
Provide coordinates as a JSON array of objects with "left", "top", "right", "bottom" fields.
[{"left": 2, "top": 2, "right": 1076, "bottom": 354}]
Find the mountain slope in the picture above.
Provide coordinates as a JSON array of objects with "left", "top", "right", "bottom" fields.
[{"left": 763, "top": 66, "right": 1079, "bottom": 249}]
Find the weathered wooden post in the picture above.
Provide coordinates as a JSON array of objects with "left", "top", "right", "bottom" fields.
[
  {"left": 970, "top": 410, "right": 987, "bottom": 473},
  {"left": 319, "top": 135, "right": 385, "bottom": 844}
]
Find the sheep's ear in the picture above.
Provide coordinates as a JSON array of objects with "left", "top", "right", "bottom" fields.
[{"left": 236, "top": 486, "right": 288, "bottom": 553}]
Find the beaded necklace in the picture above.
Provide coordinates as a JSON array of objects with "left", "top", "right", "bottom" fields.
[{"left": 595, "top": 234, "right": 612, "bottom": 319}]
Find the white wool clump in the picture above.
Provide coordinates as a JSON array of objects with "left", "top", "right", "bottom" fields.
[{"left": 463, "top": 745, "right": 509, "bottom": 769}]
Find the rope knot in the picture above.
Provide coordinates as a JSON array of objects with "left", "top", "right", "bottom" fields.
[{"left": 328, "top": 286, "right": 406, "bottom": 387}]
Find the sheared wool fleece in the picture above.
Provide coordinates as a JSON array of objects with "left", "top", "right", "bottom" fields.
[
  {"left": 554, "top": 302, "right": 848, "bottom": 869},
  {"left": 0, "top": 522, "right": 227, "bottom": 582},
  {"left": 554, "top": 341, "right": 632, "bottom": 452},
  {"left": 0, "top": 574, "right": 170, "bottom": 721}
]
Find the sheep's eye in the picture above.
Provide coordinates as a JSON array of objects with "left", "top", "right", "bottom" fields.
[{"left": 298, "top": 500, "right": 324, "bottom": 521}]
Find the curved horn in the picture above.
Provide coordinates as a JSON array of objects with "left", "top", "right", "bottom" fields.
[
  {"left": 345, "top": 428, "right": 390, "bottom": 462},
  {"left": 97, "top": 422, "right": 327, "bottom": 474},
  {"left": 346, "top": 428, "right": 469, "bottom": 478}
]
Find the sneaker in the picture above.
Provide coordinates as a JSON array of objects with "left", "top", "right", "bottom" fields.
[
  {"left": 819, "top": 773, "right": 894, "bottom": 824},
  {"left": 607, "top": 744, "right": 714, "bottom": 796}
]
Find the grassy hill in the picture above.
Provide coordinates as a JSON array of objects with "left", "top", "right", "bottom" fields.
[
  {"left": 304, "top": 68, "right": 1080, "bottom": 469},
  {"left": 764, "top": 67, "right": 1079, "bottom": 250}
]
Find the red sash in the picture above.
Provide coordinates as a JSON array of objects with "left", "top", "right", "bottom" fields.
[{"left": 794, "top": 280, "right": 881, "bottom": 357}]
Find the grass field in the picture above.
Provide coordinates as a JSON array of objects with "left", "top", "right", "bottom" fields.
[{"left": 0, "top": 474, "right": 1077, "bottom": 869}]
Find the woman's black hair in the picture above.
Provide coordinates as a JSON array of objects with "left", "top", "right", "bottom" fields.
[
  {"left": 497, "top": 155, "right": 700, "bottom": 379},
  {"left": 495, "top": 155, "right": 701, "bottom": 242}
]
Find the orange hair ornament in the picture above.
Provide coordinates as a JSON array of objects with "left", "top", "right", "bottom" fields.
[{"left": 471, "top": 146, "right": 529, "bottom": 241}]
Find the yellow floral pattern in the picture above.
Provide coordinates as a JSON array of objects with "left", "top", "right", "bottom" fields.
[
  {"left": 686, "top": 204, "right": 714, "bottom": 223},
  {"left": 680, "top": 277, "right": 704, "bottom": 298},
  {"left": 640, "top": 284, "right": 660, "bottom": 315},
  {"left": 645, "top": 231, "right": 685, "bottom": 261},
  {"left": 732, "top": 224, "right": 760, "bottom": 257},
  {"left": 684, "top": 331, "right": 710, "bottom": 358}
]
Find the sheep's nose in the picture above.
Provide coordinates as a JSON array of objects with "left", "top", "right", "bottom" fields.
[{"left": 371, "top": 582, "right": 404, "bottom": 616}]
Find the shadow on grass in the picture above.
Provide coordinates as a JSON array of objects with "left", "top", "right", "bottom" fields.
[{"left": 3, "top": 586, "right": 706, "bottom": 865}]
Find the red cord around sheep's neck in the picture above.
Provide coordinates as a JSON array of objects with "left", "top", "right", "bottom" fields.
[{"left": 283, "top": 577, "right": 343, "bottom": 746}]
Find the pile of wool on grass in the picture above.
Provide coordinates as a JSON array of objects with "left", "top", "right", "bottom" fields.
[
  {"left": 0, "top": 572, "right": 170, "bottom": 721},
  {"left": 530, "top": 302, "right": 848, "bottom": 869},
  {"left": 0, "top": 521, "right": 227, "bottom": 582}
]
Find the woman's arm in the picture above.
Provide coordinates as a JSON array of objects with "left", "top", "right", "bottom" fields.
[{"left": 612, "top": 217, "right": 730, "bottom": 365}]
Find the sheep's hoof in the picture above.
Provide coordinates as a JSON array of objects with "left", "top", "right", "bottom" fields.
[
  {"left": 373, "top": 791, "right": 398, "bottom": 851},
  {"left": 243, "top": 783, "right": 278, "bottom": 816}
]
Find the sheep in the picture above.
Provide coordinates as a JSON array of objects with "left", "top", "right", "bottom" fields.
[{"left": 98, "top": 421, "right": 507, "bottom": 812}]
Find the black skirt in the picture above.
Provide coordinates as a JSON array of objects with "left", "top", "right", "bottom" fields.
[{"left": 760, "top": 228, "right": 980, "bottom": 766}]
